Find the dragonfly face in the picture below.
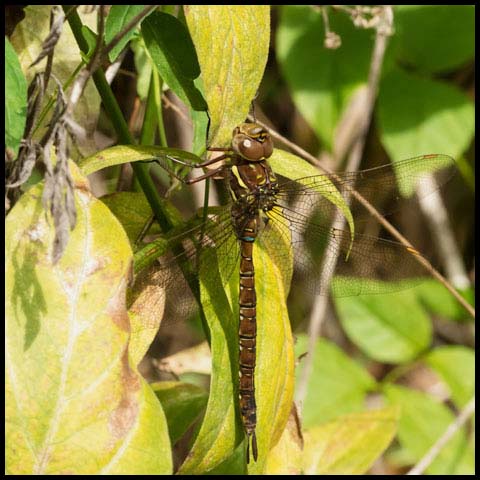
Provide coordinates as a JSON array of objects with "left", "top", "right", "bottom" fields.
[{"left": 231, "top": 123, "right": 274, "bottom": 161}]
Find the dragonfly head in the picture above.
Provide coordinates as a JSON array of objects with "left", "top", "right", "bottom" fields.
[{"left": 232, "top": 123, "right": 274, "bottom": 162}]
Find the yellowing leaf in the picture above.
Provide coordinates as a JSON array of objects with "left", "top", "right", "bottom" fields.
[
  {"left": 303, "top": 407, "right": 400, "bottom": 475},
  {"left": 5, "top": 163, "right": 172, "bottom": 474},
  {"left": 265, "top": 406, "right": 303, "bottom": 475},
  {"left": 185, "top": 5, "right": 270, "bottom": 147},
  {"left": 79, "top": 144, "right": 202, "bottom": 176},
  {"left": 269, "top": 148, "right": 354, "bottom": 240}
]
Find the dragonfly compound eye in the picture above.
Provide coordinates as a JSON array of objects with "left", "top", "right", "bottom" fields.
[
  {"left": 232, "top": 133, "right": 264, "bottom": 161},
  {"left": 232, "top": 130, "right": 274, "bottom": 161}
]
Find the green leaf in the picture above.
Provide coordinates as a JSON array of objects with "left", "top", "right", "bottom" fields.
[
  {"left": 334, "top": 281, "right": 432, "bottom": 363},
  {"left": 302, "top": 407, "right": 400, "bottom": 474},
  {"left": 131, "top": 36, "right": 153, "bottom": 100},
  {"left": 393, "top": 6, "right": 474, "bottom": 74},
  {"left": 204, "top": 444, "right": 247, "bottom": 475},
  {"left": 377, "top": 66, "right": 474, "bottom": 196},
  {"left": 80, "top": 25, "right": 97, "bottom": 59},
  {"left": 100, "top": 191, "right": 160, "bottom": 246},
  {"left": 414, "top": 279, "right": 473, "bottom": 322},
  {"left": 191, "top": 104, "right": 210, "bottom": 156},
  {"left": 383, "top": 385, "right": 474, "bottom": 475},
  {"left": 5, "top": 163, "right": 172, "bottom": 474},
  {"left": 424, "top": 346, "right": 475, "bottom": 409},
  {"left": 178, "top": 220, "right": 295, "bottom": 474},
  {"left": 276, "top": 5, "right": 373, "bottom": 151},
  {"left": 79, "top": 144, "right": 203, "bottom": 175},
  {"left": 105, "top": 5, "right": 149, "bottom": 62},
  {"left": 152, "top": 381, "right": 209, "bottom": 445},
  {"left": 5, "top": 38, "right": 27, "bottom": 158},
  {"left": 295, "top": 335, "right": 376, "bottom": 427},
  {"left": 185, "top": 5, "right": 270, "bottom": 147},
  {"left": 141, "top": 11, "right": 206, "bottom": 111}
]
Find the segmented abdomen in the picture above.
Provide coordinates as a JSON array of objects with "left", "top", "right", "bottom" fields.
[{"left": 238, "top": 220, "right": 258, "bottom": 462}]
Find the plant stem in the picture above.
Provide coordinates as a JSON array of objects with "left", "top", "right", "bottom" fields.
[
  {"left": 63, "top": 5, "right": 172, "bottom": 233},
  {"left": 64, "top": 7, "right": 211, "bottom": 343},
  {"left": 140, "top": 72, "right": 159, "bottom": 146},
  {"left": 407, "top": 397, "right": 475, "bottom": 475},
  {"left": 152, "top": 71, "right": 168, "bottom": 147}
]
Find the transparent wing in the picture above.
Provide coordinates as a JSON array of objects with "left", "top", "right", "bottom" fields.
[
  {"left": 275, "top": 154, "right": 455, "bottom": 219},
  {"left": 132, "top": 205, "right": 241, "bottom": 327},
  {"left": 267, "top": 202, "right": 430, "bottom": 297},
  {"left": 261, "top": 154, "right": 455, "bottom": 297}
]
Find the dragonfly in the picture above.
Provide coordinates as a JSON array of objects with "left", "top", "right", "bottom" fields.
[{"left": 137, "top": 122, "right": 454, "bottom": 464}]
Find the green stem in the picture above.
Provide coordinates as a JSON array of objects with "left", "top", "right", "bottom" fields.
[
  {"left": 64, "top": 6, "right": 209, "bottom": 341},
  {"left": 139, "top": 72, "right": 158, "bottom": 146},
  {"left": 63, "top": 5, "right": 172, "bottom": 233},
  {"left": 152, "top": 71, "right": 168, "bottom": 147}
]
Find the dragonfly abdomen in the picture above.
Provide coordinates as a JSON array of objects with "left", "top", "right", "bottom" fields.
[{"left": 238, "top": 235, "right": 259, "bottom": 462}]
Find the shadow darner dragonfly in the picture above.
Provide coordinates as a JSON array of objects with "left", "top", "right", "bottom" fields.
[{"left": 139, "top": 122, "right": 454, "bottom": 463}]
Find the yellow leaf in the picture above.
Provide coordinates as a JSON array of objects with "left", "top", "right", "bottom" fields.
[
  {"left": 5, "top": 163, "right": 172, "bottom": 474},
  {"left": 265, "top": 406, "right": 303, "bottom": 474},
  {"left": 185, "top": 6, "right": 270, "bottom": 147},
  {"left": 303, "top": 407, "right": 400, "bottom": 475}
]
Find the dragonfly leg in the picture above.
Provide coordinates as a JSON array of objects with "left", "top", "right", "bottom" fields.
[
  {"left": 207, "top": 146, "right": 233, "bottom": 152},
  {"left": 162, "top": 152, "right": 231, "bottom": 171},
  {"left": 246, "top": 431, "right": 258, "bottom": 463},
  {"left": 194, "top": 153, "right": 230, "bottom": 167},
  {"left": 184, "top": 165, "right": 226, "bottom": 184}
]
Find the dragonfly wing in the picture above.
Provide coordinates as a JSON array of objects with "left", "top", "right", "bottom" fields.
[
  {"left": 268, "top": 203, "right": 431, "bottom": 297},
  {"left": 275, "top": 154, "right": 455, "bottom": 220},
  {"left": 132, "top": 205, "right": 240, "bottom": 327}
]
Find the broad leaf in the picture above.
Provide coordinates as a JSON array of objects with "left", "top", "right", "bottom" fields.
[
  {"left": 377, "top": 66, "right": 474, "bottom": 196},
  {"left": 393, "top": 6, "right": 474, "bottom": 74},
  {"left": 127, "top": 267, "right": 166, "bottom": 368},
  {"left": 384, "top": 385, "right": 474, "bottom": 475},
  {"left": 276, "top": 5, "right": 373, "bottom": 151},
  {"left": 424, "top": 346, "right": 475, "bottom": 409},
  {"left": 5, "top": 38, "right": 27, "bottom": 158},
  {"left": 100, "top": 191, "right": 160, "bottom": 247},
  {"left": 142, "top": 11, "right": 206, "bottom": 111},
  {"left": 5, "top": 163, "right": 172, "bottom": 474},
  {"left": 203, "top": 444, "right": 247, "bottom": 475},
  {"left": 105, "top": 5, "right": 149, "bottom": 62},
  {"left": 185, "top": 5, "right": 270, "bottom": 147},
  {"left": 294, "top": 335, "right": 376, "bottom": 427},
  {"left": 302, "top": 407, "right": 400, "bottom": 474},
  {"left": 264, "top": 407, "right": 303, "bottom": 475},
  {"left": 79, "top": 144, "right": 203, "bottom": 175},
  {"left": 152, "top": 381, "right": 209, "bottom": 445},
  {"left": 334, "top": 280, "right": 432, "bottom": 363},
  {"left": 414, "top": 279, "right": 474, "bottom": 322}
]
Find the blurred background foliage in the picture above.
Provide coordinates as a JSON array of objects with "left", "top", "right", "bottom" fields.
[{"left": 5, "top": 5, "right": 474, "bottom": 475}]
